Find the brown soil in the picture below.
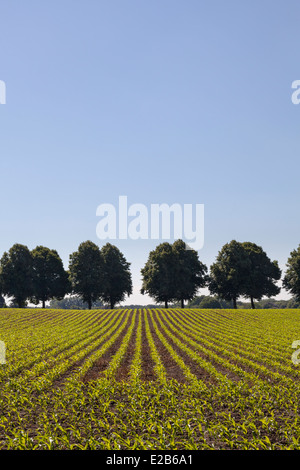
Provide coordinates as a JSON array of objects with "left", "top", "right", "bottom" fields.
[
  {"left": 51, "top": 309, "right": 244, "bottom": 388},
  {"left": 115, "top": 313, "right": 139, "bottom": 382},
  {"left": 82, "top": 310, "right": 134, "bottom": 383},
  {"left": 140, "top": 312, "right": 157, "bottom": 381},
  {"left": 154, "top": 310, "right": 241, "bottom": 383},
  {"left": 52, "top": 310, "right": 128, "bottom": 387},
  {"left": 146, "top": 310, "right": 187, "bottom": 383}
]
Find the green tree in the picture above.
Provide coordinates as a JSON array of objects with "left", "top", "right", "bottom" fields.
[
  {"left": 199, "top": 296, "right": 222, "bottom": 309},
  {"left": 141, "top": 240, "right": 207, "bottom": 308},
  {"left": 100, "top": 243, "right": 132, "bottom": 309},
  {"left": 188, "top": 295, "right": 206, "bottom": 307},
  {"left": 69, "top": 241, "right": 106, "bottom": 309},
  {"left": 172, "top": 239, "right": 208, "bottom": 308},
  {"left": 0, "top": 243, "right": 34, "bottom": 308},
  {"left": 283, "top": 245, "right": 300, "bottom": 302},
  {"left": 241, "top": 242, "right": 281, "bottom": 309},
  {"left": 50, "top": 295, "right": 104, "bottom": 309},
  {"left": 141, "top": 242, "right": 176, "bottom": 308},
  {"left": 31, "top": 246, "right": 71, "bottom": 308},
  {"left": 208, "top": 240, "right": 249, "bottom": 309},
  {"left": 287, "top": 297, "right": 300, "bottom": 308}
]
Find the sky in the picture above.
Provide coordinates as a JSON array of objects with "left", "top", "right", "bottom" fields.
[{"left": 0, "top": 0, "right": 300, "bottom": 305}]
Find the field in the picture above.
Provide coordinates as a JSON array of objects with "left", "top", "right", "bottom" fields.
[{"left": 1, "top": 307, "right": 300, "bottom": 450}]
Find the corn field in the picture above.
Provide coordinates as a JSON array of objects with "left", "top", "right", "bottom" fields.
[{"left": 1, "top": 307, "right": 300, "bottom": 450}]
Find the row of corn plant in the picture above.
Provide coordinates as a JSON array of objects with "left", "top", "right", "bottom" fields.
[
  {"left": 184, "top": 308, "right": 294, "bottom": 363},
  {"left": 102, "top": 309, "right": 137, "bottom": 380},
  {"left": 129, "top": 309, "right": 143, "bottom": 384},
  {"left": 153, "top": 309, "right": 245, "bottom": 384},
  {"left": 159, "top": 309, "right": 296, "bottom": 386},
  {"left": 171, "top": 308, "right": 300, "bottom": 379},
  {"left": 0, "top": 309, "right": 107, "bottom": 380},
  {"left": 65, "top": 309, "right": 132, "bottom": 385},
  {"left": 1, "top": 308, "right": 300, "bottom": 449},
  {"left": 2, "top": 309, "right": 119, "bottom": 390},
  {"left": 147, "top": 310, "right": 208, "bottom": 390},
  {"left": 143, "top": 309, "right": 167, "bottom": 385}
]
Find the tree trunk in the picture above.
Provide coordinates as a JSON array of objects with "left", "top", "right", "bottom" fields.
[
  {"left": 233, "top": 297, "right": 237, "bottom": 309},
  {"left": 181, "top": 298, "right": 184, "bottom": 308},
  {"left": 42, "top": 300, "right": 45, "bottom": 309},
  {"left": 110, "top": 298, "right": 114, "bottom": 309},
  {"left": 250, "top": 296, "right": 255, "bottom": 309},
  {"left": 88, "top": 299, "right": 92, "bottom": 309},
  {"left": 165, "top": 300, "right": 168, "bottom": 308}
]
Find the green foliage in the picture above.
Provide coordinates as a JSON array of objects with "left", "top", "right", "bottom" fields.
[
  {"left": 209, "top": 240, "right": 281, "bottom": 308},
  {"left": 0, "top": 294, "right": 5, "bottom": 307},
  {"left": 69, "top": 241, "right": 106, "bottom": 309},
  {"left": 1, "top": 308, "right": 300, "bottom": 449},
  {"left": 31, "top": 246, "right": 71, "bottom": 308},
  {"left": 188, "top": 296, "right": 295, "bottom": 309},
  {"left": 0, "top": 244, "right": 34, "bottom": 307},
  {"left": 141, "top": 242, "right": 176, "bottom": 307},
  {"left": 141, "top": 240, "right": 207, "bottom": 308},
  {"left": 172, "top": 239, "right": 208, "bottom": 307},
  {"left": 286, "top": 297, "right": 300, "bottom": 308},
  {"left": 50, "top": 295, "right": 104, "bottom": 309},
  {"left": 100, "top": 243, "right": 132, "bottom": 309},
  {"left": 208, "top": 240, "right": 249, "bottom": 309},
  {"left": 283, "top": 245, "right": 300, "bottom": 302},
  {"left": 199, "top": 296, "right": 222, "bottom": 308},
  {"left": 240, "top": 242, "right": 281, "bottom": 308}
]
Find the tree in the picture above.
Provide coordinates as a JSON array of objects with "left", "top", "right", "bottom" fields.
[
  {"left": 188, "top": 295, "right": 206, "bottom": 307},
  {"left": 287, "top": 297, "right": 300, "bottom": 308},
  {"left": 31, "top": 246, "right": 71, "bottom": 308},
  {"left": 241, "top": 242, "right": 281, "bottom": 308},
  {"left": 0, "top": 243, "right": 34, "bottom": 307},
  {"left": 141, "top": 242, "right": 176, "bottom": 308},
  {"left": 199, "top": 296, "right": 222, "bottom": 309},
  {"left": 141, "top": 240, "right": 207, "bottom": 308},
  {"left": 283, "top": 245, "right": 300, "bottom": 302},
  {"left": 50, "top": 295, "right": 104, "bottom": 309},
  {"left": 69, "top": 241, "right": 106, "bottom": 309},
  {"left": 208, "top": 240, "right": 249, "bottom": 309},
  {"left": 100, "top": 243, "right": 132, "bottom": 309},
  {"left": 172, "top": 239, "right": 208, "bottom": 308}
]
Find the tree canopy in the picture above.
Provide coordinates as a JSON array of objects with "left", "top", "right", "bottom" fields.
[
  {"left": 208, "top": 240, "right": 281, "bottom": 308},
  {"left": 141, "top": 240, "right": 207, "bottom": 308},
  {"left": 283, "top": 244, "right": 300, "bottom": 302},
  {"left": 0, "top": 244, "right": 34, "bottom": 308},
  {"left": 208, "top": 240, "right": 249, "bottom": 309},
  {"left": 141, "top": 242, "right": 177, "bottom": 308},
  {"left": 69, "top": 240, "right": 106, "bottom": 309},
  {"left": 172, "top": 239, "right": 208, "bottom": 307},
  {"left": 100, "top": 243, "right": 132, "bottom": 309},
  {"left": 31, "top": 246, "right": 71, "bottom": 308},
  {"left": 0, "top": 238, "right": 292, "bottom": 310},
  {"left": 240, "top": 241, "right": 281, "bottom": 308}
]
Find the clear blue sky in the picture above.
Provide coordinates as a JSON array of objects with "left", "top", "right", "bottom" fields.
[{"left": 1, "top": 0, "right": 300, "bottom": 304}]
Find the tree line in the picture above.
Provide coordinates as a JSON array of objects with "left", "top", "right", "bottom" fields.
[
  {"left": 188, "top": 295, "right": 300, "bottom": 309},
  {"left": 140, "top": 239, "right": 300, "bottom": 308},
  {"left": 0, "top": 238, "right": 300, "bottom": 309},
  {"left": 0, "top": 241, "right": 132, "bottom": 309}
]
